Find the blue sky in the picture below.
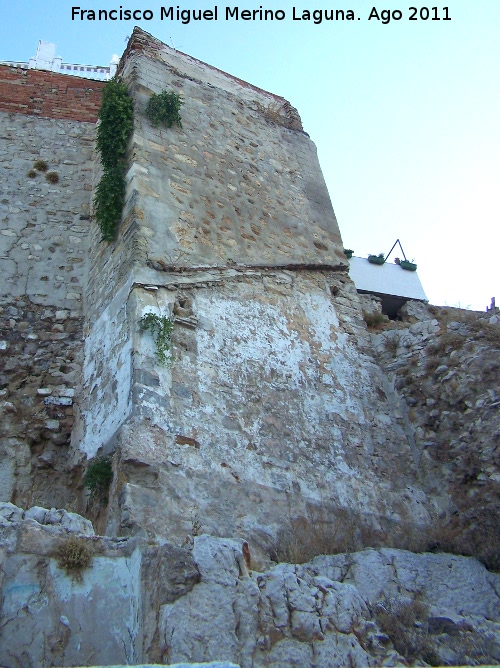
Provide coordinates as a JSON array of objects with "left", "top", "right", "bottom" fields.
[{"left": 2, "top": 0, "right": 499, "bottom": 310}]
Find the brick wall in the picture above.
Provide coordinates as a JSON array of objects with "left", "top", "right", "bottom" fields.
[{"left": 0, "top": 65, "right": 104, "bottom": 122}]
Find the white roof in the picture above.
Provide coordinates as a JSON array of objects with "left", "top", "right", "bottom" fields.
[{"left": 348, "top": 256, "right": 428, "bottom": 301}]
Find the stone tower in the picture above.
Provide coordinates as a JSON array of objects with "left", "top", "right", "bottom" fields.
[{"left": 77, "top": 28, "right": 432, "bottom": 547}]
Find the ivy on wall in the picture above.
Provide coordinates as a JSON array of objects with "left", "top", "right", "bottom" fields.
[
  {"left": 140, "top": 313, "right": 174, "bottom": 366},
  {"left": 93, "top": 79, "right": 133, "bottom": 242}
]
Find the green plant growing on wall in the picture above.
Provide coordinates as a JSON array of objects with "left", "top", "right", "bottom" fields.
[
  {"left": 140, "top": 313, "right": 174, "bottom": 365},
  {"left": 93, "top": 78, "right": 133, "bottom": 242},
  {"left": 27, "top": 169, "right": 37, "bottom": 178},
  {"left": 54, "top": 536, "right": 94, "bottom": 582},
  {"left": 146, "top": 90, "right": 183, "bottom": 129},
  {"left": 83, "top": 457, "right": 113, "bottom": 500},
  {"left": 33, "top": 159, "right": 48, "bottom": 172},
  {"left": 45, "top": 171, "right": 59, "bottom": 184},
  {"left": 93, "top": 167, "right": 127, "bottom": 242}
]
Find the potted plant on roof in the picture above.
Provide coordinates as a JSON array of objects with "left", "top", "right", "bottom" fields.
[
  {"left": 368, "top": 253, "right": 385, "bottom": 265},
  {"left": 343, "top": 249, "right": 354, "bottom": 259},
  {"left": 400, "top": 259, "right": 417, "bottom": 271}
]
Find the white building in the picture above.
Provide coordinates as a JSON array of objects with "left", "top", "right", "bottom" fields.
[{"left": 0, "top": 40, "right": 119, "bottom": 80}]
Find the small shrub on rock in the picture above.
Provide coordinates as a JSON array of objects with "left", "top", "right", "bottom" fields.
[
  {"left": 383, "top": 332, "right": 401, "bottom": 354},
  {"left": 269, "top": 507, "right": 357, "bottom": 563},
  {"left": 363, "top": 310, "right": 387, "bottom": 329},
  {"left": 83, "top": 457, "right": 113, "bottom": 500},
  {"left": 54, "top": 536, "right": 93, "bottom": 581},
  {"left": 375, "top": 597, "right": 439, "bottom": 665}
]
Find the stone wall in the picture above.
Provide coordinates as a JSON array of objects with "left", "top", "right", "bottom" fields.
[
  {"left": 74, "top": 29, "right": 446, "bottom": 547},
  {"left": 0, "top": 65, "right": 105, "bottom": 121},
  {"left": 104, "top": 270, "right": 436, "bottom": 547},
  {"left": 0, "top": 111, "right": 96, "bottom": 509},
  {"left": 119, "top": 28, "right": 343, "bottom": 269},
  {"left": 78, "top": 28, "right": 346, "bottom": 462}
]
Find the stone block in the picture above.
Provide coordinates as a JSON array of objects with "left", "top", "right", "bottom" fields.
[
  {"left": 44, "top": 396, "right": 73, "bottom": 406},
  {"left": 0, "top": 502, "right": 23, "bottom": 524},
  {"left": 24, "top": 506, "right": 47, "bottom": 524}
]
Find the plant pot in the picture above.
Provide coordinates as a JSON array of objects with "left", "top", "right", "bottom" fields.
[
  {"left": 368, "top": 255, "right": 385, "bottom": 265},
  {"left": 400, "top": 260, "right": 417, "bottom": 271},
  {"left": 343, "top": 249, "right": 353, "bottom": 259}
]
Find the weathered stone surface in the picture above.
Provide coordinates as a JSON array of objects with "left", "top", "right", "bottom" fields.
[
  {"left": 0, "top": 505, "right": 142, "bottom": 667},
  {"left": 0, "top": 501, "right": 24, "bottom": 524},
  {"left": 371, "top": 303, "right": 500, "bottom": 568},
  {"left": 80, "top": 664, "right": 240, "bottom": 667},
  {"left": 0, "top": 112, "right": 94, "bottom": 510},
  {"left": 100, "top": 272, "right": 440, "bottom": 549},
  {"left": 1, "top": 508, "right": 500, "bottom": 667},
  {"left": 157, "top": 536, "right": 500, "bottom": 667},
  {"left": 61, "top": 29, "right": 453, "bottom": 553}
]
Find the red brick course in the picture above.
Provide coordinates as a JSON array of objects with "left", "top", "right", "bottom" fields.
[{"left": 0, "top": 65, "right": 105, "bottom": 122}]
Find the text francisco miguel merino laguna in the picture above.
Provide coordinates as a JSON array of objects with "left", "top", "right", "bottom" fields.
[{"left": 71, "top": 5, "right": 361, "bottom": 24}]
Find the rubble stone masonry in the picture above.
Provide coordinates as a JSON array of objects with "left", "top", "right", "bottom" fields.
[
  {"left": 0, "top": 111, "right": 97, "bottom": 508},
  {"left": 79, "top": 29, "right": 440, "bottom": 546}
]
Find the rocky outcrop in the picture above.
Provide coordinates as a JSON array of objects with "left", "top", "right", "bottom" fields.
[
  {"left": 159, "top": 535, "right": 500, "bottom": 667},
  {"left": 0, "top": 503, "right": 143, "bottom": 667},
  {"left": 1, "top": 503, "right": 499, "bottom": 667},
  {"left": 370, "top": 303, "right": 500, "bottom": 569}
]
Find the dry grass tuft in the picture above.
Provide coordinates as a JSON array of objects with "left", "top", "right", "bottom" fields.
[
  {"left": 54, "top": 536, "right": 93, "bottom": 581},
  {"left": 375, "top": 597, "right": 440, "bottom": 665},
  {"left": 363, "top": 310, "right": 388, "bottom": 329},
  {"left": 269, "top": 506, "right": 358, "bottom": 564},
  {"left": 33, "top": 159, "right": 48, "bottom": 172},
  {"left": 45, "top": 171, "right": 59, "bottom": 184}
]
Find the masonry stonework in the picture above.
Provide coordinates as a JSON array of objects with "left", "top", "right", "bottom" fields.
[
  {"left": 0, "top": 111, "right": 96, "bottom": 508},
  {"left": 71, "top": 29, "right": 442, "bottom": 548}
]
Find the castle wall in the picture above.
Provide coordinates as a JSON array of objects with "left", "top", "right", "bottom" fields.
[
  {"left": 0, "top": 109, "right": 97, "bottom": 508},
  {"left": 108, "top": 271, "right": 432, "bottom": 545},
  {"left": 77, "top": 30, "right": 439, "bottom": 547},
  {"left": 79, "top": 29, "right": 347, "bottom": 462},
  {"left": 120, "top": 32, "right": 343, "bottom": 269},
  {"left": 3, "top": 31, "right": 500, "bottom": 668}
]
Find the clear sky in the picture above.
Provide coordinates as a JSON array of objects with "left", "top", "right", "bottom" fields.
[{"left": 2, "top": 0, "right": 499, "bottom": 310}]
